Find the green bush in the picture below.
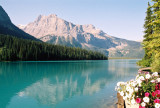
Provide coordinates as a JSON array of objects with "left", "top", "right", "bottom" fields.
[
  {"left": 151, "top": 54, "right": 160, "bottom": 72},
  {"left": 137, "top": 58, "right": 151, "bottom": 67}
]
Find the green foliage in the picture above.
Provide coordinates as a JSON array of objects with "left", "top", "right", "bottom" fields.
[
  {"left": 138, "top": 1, "right": 160, "bottom": 71},
  {"left": 151, "top": 0, "right": 160, "bottom": 33},
  {"left": 151, "top": 53, "right": 160, "bottom": 72},
  {"left": 0, "top": 34, "right": 108, "bottom": 61},
  {"left": 137, "top": 58, "right": 151, "bottom": 67},
  {"left": 141, "top": 80, "right": 156, "bottom": 93}
]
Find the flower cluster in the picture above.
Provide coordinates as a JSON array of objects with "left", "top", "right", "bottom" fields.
[{"left": 116, "top": 72, "right": 160, "bottom": 108}]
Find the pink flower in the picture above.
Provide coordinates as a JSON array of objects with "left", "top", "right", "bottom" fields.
[
  {"left": 145, "top": 92, "right": 150, "bottom": 97},
  {"left": 157, "top": 94, "right": 160, "bottom": 98},
  {"left": 136, "top": 98, "right": 141, "bottom": 103},
  {"left": 154, "top": 99, "right": 160, "bottom": 103},
  {"left": 152, "top": 92, "right": 156, "bottom": 97},
  {"left": 139, "top": 105, "right": 145, "bottom": 108},
  {"left": 155, "top": 85, "right": 159, "bottom": 90},
  {"left": 156, "top": 90, "right": 160, "bottom": 95}
]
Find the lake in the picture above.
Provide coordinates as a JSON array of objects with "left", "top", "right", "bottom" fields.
[{"left": 0, "top": 59, "right": 139, "bottom": 108}]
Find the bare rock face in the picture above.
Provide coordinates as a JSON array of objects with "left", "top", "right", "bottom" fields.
[
  {"left": 23, "top": 14, "right": 76, "bottom": 38},
  {"left": 18, "top": 14, "right": 144, "bottom": 58}
]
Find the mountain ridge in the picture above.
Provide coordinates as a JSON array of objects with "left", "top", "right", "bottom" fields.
[
  {"left": 18, "top": 14, "right": 144, "bottom": 58},
  {"left": 0, "top": 6, "right": 40, "bottom": 41},
  {"left": 0, "top": 6, "right": 11, "bottom": 23}
]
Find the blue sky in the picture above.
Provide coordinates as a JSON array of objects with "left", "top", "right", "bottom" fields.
[{"left": 0, "top": 0, "right": 150, "bottom": 41}]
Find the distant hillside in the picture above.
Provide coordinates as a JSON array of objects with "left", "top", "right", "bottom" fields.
[
  {"left": 0, "top": 34, "right": 107, "bottom": 61},
  {"left": 0, "top": 6, "right": 39, "bottom": 41},
  {"left": 18, "top": 14, "right": 144, "bottom": 58}
]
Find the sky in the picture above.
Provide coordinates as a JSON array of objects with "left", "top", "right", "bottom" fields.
[{"left": 0, "top": 0, "right": 150, "bottom": 41}]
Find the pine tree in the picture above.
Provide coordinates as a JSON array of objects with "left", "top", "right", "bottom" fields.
[
  {"left": 137, "top": 2, "right": 153, "bottom": 67},
  {"left": 144, "top": 2, "right": 153, "bottom": 41}
]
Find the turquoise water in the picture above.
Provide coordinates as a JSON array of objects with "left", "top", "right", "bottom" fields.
[{"left": 0, "top": 60, "right": 139, "bottom": 108}]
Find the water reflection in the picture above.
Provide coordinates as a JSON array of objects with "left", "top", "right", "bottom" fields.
[{"left": 0, "top": 60, "right": 139, "bottom": 108}]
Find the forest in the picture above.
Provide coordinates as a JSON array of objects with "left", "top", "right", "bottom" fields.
[{"left": 0, "top": 34, "right": 108, "bottom": 61}]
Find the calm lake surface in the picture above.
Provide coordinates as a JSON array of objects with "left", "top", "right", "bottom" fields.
[{"left": 0, "top": 59, "right": 139, "bottom": 108}]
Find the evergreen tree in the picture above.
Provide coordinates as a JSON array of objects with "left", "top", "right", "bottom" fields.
[
  {"left": 137, "top": 2, "right": 153, "bottom": 67},
  {"left": 144, "top": 2, "right": 153, "bottom": 40}
]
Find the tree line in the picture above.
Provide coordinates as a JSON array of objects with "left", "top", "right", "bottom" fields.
[
  {"left": 0, "top": 34, "right": 108, "bottom": 61},
  {"left": 138, "top": 0, "right": 160, "bottom": 72}
]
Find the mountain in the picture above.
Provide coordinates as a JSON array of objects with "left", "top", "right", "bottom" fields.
[
  {"left": 18, "top": 14, "right": 144, "bottom": 58},
  {"left": 0, "top": 6, "right": 39, "bottom": 41}
]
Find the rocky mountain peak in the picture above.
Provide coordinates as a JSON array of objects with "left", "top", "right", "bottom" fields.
[
  {"left": 82, "top": 24, "right": 104, "bottom": 35},
  {"left": 84, "top": 24, "right": 95, "bottom": 29},
  {"left": 49, "top": 14, "right": 57, "bottom": 18},
  {"left": 22, "top": 14, "right": 76, "bottom": 38},
  {"left": 36, "top": 15, "right": 43, "bottom": 22},
  {"left": 20, "top": 14, "right": 106, "bottom": 38},
  {"left": 35, "top": 14, "right": 58, "bottom": 22}
]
